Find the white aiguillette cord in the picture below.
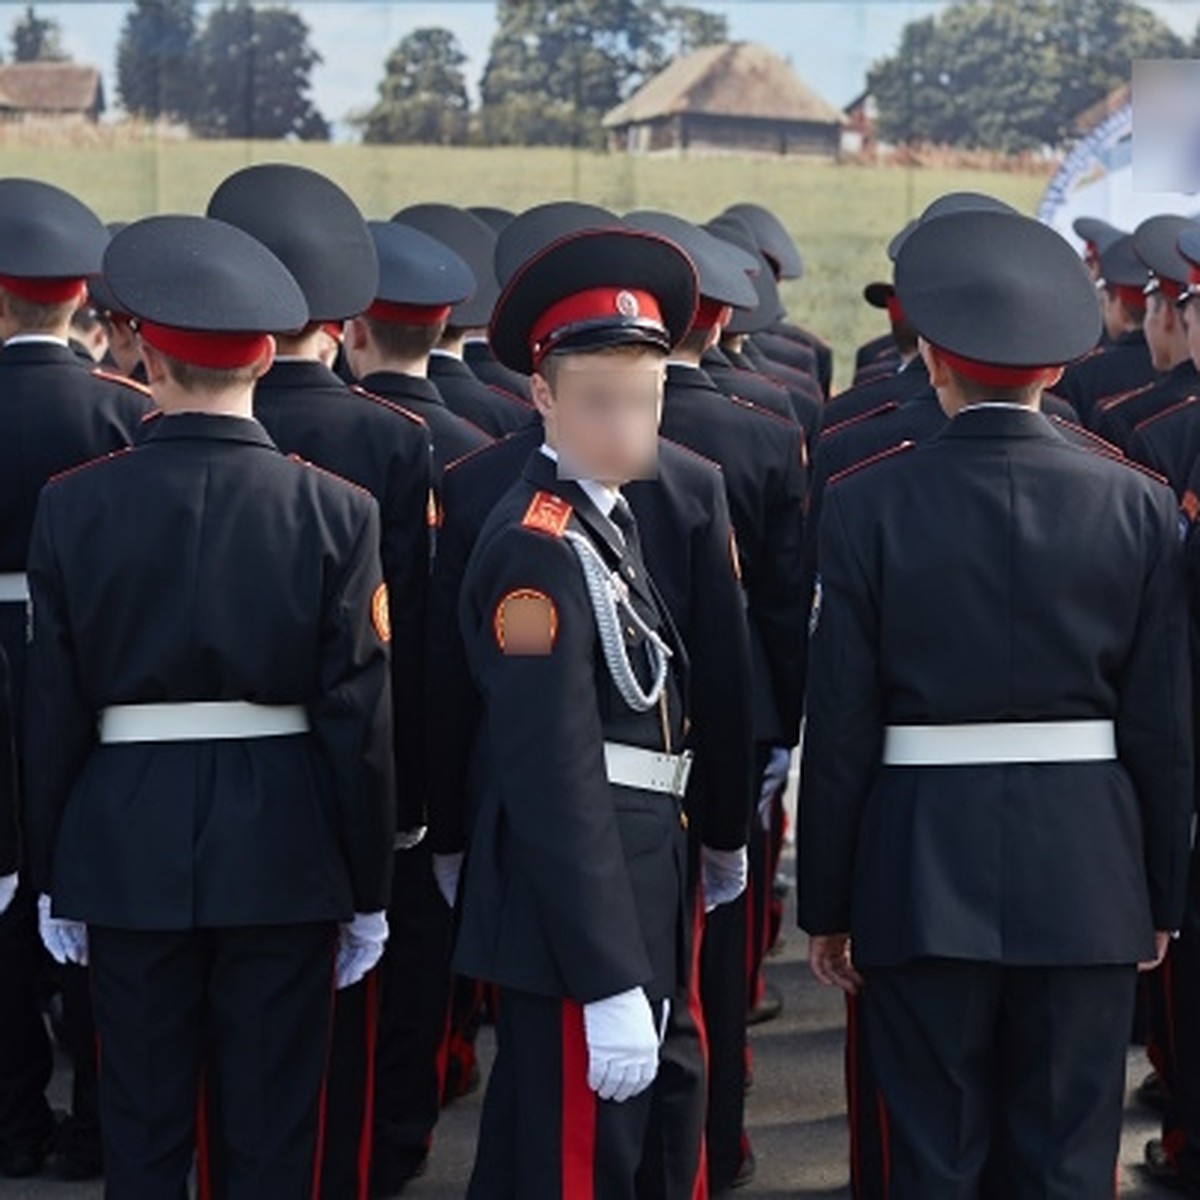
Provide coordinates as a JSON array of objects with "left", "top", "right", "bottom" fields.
[{"left": 561, "top": 529, "right": 671, "bottom": 714}]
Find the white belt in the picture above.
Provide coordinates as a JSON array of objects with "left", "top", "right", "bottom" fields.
[
  {"left": 604, "top": 742, "right": 693, "bottom": 798},
  {"left": 0, "top": 573, "right": 29, "bottom": 603},
  {"left": 98, "top": 701, "right": 310, "bottom": 744},
  {"left": 882, "top": 720, "right": 1117, "bottom": 766}
]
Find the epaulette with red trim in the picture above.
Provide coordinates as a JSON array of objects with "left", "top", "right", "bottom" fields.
[
  {"left": 139, "top": 408, "right": 164, "bottom": 426},
  {"left": 91, "top": 366, "right": 153, "bottom": 397},
  {"left": 657, "top": 434, "right": 722, "bottom": 473},
  {"left": 1045, "top": 414, "right": 1122, "bottom": 458},
  {"left": 520, "top": 490, "right": 572, "bottom": 538},
  {"left": 1095, "top": 380, "right": 1154, "bottom": 415},
  {"left": 1133, "top": 395, "right": 1199, "bottom": 435},
  {"left": 729, "top": 394, "right": 800, "bottom": 429},
  {"left": 485, "top": 383, "right": 535, "bottom": 410},
  {"left": 285, "top": 453, "right": 374, "bottom": 500},
  {"left": 827, "top": 439, "right": 916, "bottom": 488},
  {"left": 820, "top": 401, "right": 900, "bottom": 441},
  {"left": 47, "top": 447, "right": 134, "bottom": 486},
  {"left": 445, "top": 437, "right": 499, "bottom": 475},
  {"left": 348, "top": 384, "right": 429, "bottom": 428},
  {"left": 1089, "top": 447, "right": 1169, "bottom": 487}
]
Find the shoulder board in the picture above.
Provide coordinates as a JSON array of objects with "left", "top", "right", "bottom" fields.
[
  {"left": 485, "top": 384, "right": 535, "bottom": 410},
  {"left": 47, "top": 446, "right": 133, "bottom": 486},
  {"left": 827, "top": 439, "right": 916, "bottom": 488},
  {"left": 286, "top": 453, "right": 374, "bottom": 500},
  {"left": 348, "top": 384, "right": 429, "bottom": 428},
  {"left": 656, "top": 434, "right": 723, "bottom": 473},
  {"left": 821, "top": 401, "right": 900, "bottom": 440},
  {"left": 1089, "top": 447, "right": 1169, "bottom": 487},
  {"left": 1045, "top": 414, "right": 1122, "bottom": 457},
  {"left": 445, "top": 437, "right": 499, "bottom": 475},
  {"left": 91, "top": 366, "right": 152, "bottom": 397},
  {"left": 1133, "top": 395, "right": 1199, "bottom": 435},
  {"left": 729, "top": 394, "right": 798, "bottom": 428},
  {"left": 1095, "top": 380, "right": 1154, "bottom": 414},
  {"left": 139, "top": 408, "right": 164, "bottom": 426},
  {"left": 521, "top": 490, "right": 573, "bottom": 538}
]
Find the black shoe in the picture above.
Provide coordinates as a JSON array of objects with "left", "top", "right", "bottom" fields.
[
  {"left": 370, "top": 1148, "right": 428, "bottom": 1198},
  {"left": 747, "top": 981, "right": 783, "bottom": 1026},
  {"left": 52, "top": 1116, "right": 103, "bottom": 1181},
  {"left": 1143, "top": 1138, "right": 1185, "bottom": 1191},
  {"left": 1137, "top": 1070, "right": 1169, "bottom": 1114}
]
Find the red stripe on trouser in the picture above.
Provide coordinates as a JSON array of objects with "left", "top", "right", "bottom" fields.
[
  {"left": 196, "top": 1072, "right": 212, "bottom": 1200},
  {"left": 355, "top": 971, "right": 381, "bottom": 1200},
  {"left": 310, "top": 954, "right": 338, "bottom": 1200},
  {"left": 687, "top": 896, "right": 710, "bottom": 1200},
  {"left": 561, "top": 1001, "right": 597, "bottom": 1200},
  {"left": 845, "top": 995, "right": 861, "bottom": 1197},
  {"left": 876, "top": 1089, "right": 891, "bottom": 1199}
]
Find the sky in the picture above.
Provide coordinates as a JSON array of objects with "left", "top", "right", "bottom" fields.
[{"left": 14, "top": 0, "right": 1200, "bottom": 141}]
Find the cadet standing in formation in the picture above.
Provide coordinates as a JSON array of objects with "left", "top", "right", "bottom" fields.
[{"left": 7, "top": 154, "right": 1200, "bottom": 1200}]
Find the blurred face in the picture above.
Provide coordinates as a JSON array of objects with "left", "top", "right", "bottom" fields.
[
  {"left": 531, "top": 348, "right": 664, "bottom": 486},
  {"left": 1145, "top": 291, "right": 1188, "bottom": 371},
  {"left": 1180, "top": 293, "right": 1200, "bottom": 372}
]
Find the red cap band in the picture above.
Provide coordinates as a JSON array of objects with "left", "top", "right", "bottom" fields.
[
  {"left": 321, "top": 321, "right": 343, "bottom": 342},
  {"left": 0, "top": 275, "right": 87, "bottom": 305},
  {"left": 692, "top": 297, "right": 732, "bottom": 332},
  {"left": 885, "top": 295, "right": 906, "bottom": 323},
  {"left": 530, "top": 287, "right": 664, "bottom": 368},
  {"left": 138, "top": 322, "right": 272, "bottom": 369},
  {"left": 366, "top": 299, "right": 452, "bottom": 326},
  {"left": 1108, "top": 283, "right": 1147, "bottom": 311},
  {"left": 1151, "top": 276, "right": 1184, "bottom": 301},
  {"left": 936, "top": 346, "right": 1052, "bottom": 388},
  {"left": 1187, "top": 263, "right": 1200, "bottom": 287}
]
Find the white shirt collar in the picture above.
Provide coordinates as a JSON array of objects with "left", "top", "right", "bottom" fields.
[
  {"left": 960, "top": 402, "right": 1040, "bottom": 413},
  {"left": 5, "top": 333, "right": 69, "bottom": 348},
  {"left": 428, "top": 348, "right": 459, "bottom": 361}
]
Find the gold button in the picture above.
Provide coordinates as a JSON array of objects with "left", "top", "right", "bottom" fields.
[{"left": 680, "top": 811, "right": 689, "bottom": 830}]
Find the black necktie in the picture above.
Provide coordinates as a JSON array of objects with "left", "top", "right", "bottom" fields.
[{"left": 610, "top": 495, "right": 643, "bottom": 562}]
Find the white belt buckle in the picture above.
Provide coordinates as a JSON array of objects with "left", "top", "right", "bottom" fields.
[{"left": 671, "top": 749, "right": 694, "bottom": 798}]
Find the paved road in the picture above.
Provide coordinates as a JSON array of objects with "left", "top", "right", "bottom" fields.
[{"left": 0, "top": 865, "right": 1179, "bottom": 1198}]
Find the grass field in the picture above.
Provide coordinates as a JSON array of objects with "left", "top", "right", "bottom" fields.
[{"left": 0, "top": 139, "right": 1052, "bottom": 391}]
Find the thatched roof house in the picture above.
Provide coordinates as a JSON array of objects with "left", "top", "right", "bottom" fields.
[
  {"left": 0, "top": 63, "right": 104, "bottom": 122},
  {"left": 603, "top": 42, "right": 843, "bottom": 157}
]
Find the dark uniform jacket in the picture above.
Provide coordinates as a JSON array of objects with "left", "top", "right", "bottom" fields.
[
  {"left": 661, "top": 363, "right": 807, "bottom": 748},
  {"left": 24, "top": 414, "right": 395, "bottom": 930},
  {"left": 853, "top": 333, "right": 901, "bottom": 385},
  {"left": 454, "top": 449, "right": 690, "bottom": 1003},
  {"left": 1050, "top": 328, "right": 1156, "bottom": 425},
  {"left": 462, "top": 338, "right": 533, "bottom": 403},
  {"left": 356, "top": 370, "right": 491, "bottom": 478},
  {"left": 1092, "top": 358, "right": 1199, "bottom": 452},
  {"left": 427, "top": 422, "right": 752, "bottom": 858},
  {"left": 1128, "top": 396, "right": 1200, "bottom": 498},
  {"left": 253, "top": 357, "right": 432, "bottom": 831},
  {"left": 0, "top": 647, "right": 16, "bottom": 876},
  {"left": 427, "top": 351, "right": 534, "bottom": 438},
  {"left": 700, "top": 347, "right": 797, "bottom": 425},
  {"left": 800, "top": 405, "right": 1192, "bottom": 968}
]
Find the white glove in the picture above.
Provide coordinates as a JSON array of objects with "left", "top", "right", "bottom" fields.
[
  {"left": 432, "top": 852, "right": 464, "bottom": 909},
  {"left": 582, "top": 986, "right": 660, "bottom": 1103},
  {"left": 758, "top": 746, "right": 792, "bottom": 830},
  {"left": 38, "top": 893, "right": 87, "bottom": 966},
  {"left": 702, "top": 845, "right": 748, "bottom": 912},
  {"left": 335, "top": 910, "right": 388, "bottom": 990},
  {"left": 0, "top": 872, "right": 16, "bottom": 917}
]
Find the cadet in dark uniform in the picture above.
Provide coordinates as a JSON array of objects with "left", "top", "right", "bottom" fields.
[
  {"left": 23, "top": 215, "right": 395, "bottom": 1199},
  {"left": 722, "top": 201, "right": 834, "bottom": 398},
  {"left": 455, "top": 225, "right": 705, "bottom": 1197},
  {"left": 206, "top": 162, "right": 433, "bottom": 1200},
  {"left": 346, "top": 222, "right": 492, "bottom": 478},
  {"left": 1050, "top": 233, "right": 1157, "bottom": 424},
  {"left": 1092, "top": 215, "right": 1199, "bottom": 452},
  {"left": 851, "top": 282, "right": 908, "bottom": 386},
  {"left": 627, "top": 209, "right": 807, "bottom": 1190},
  {"left": 0, "top": 180, "right": 152, "bottom": 1183},
  {"left": 1073, "top": 215, "right": 1126, "bottom": 284},
  {"left": 800, "top": 208, "right": 1192, "bottom": 1197},
  {"left": 394, "top": 203, "right": 535, "bottom": 436}
]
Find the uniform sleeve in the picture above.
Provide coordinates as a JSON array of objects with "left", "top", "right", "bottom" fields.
[
  {"left": 750, "top": 426, "right": 808, "bottom": 747},
  {"left": 463, "top": 528, "right": 653, "bottom": 1002},
  {"left": 0, "top": 646, "right": 18, "bottom": 876},
  {"left": 1126, "top": 486, "right": 1194, "bottom": 931},
  {"left": 425, "top": 478, "right": 482, "bottom": 854},
  {"left": 312, "top": 500, "right": 396, "bottom": 913},
  {"left": 23, "top": 490, "right": 97, "bottom": 894},
  {"left": 797, "top": 485, "right": 885, "bottom": 936},
  {"left": 381, "top": 424, "right": 433, "bottom": 833},
  {"left": 687, "top": 481, "right": 755, "bottom": 851}
]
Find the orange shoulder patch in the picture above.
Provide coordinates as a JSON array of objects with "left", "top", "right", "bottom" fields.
[
  {"left": 521, "top": 491, "right": 572, "bottom": 538},
  {"left": 1182, "top": 490, "right": 1200, "bottom": 525},
  {"left": 371, "top": 583, "right": 391, "bottom": 644},
  {"left": 493, "top": 589, "right": 558, "bottom": 656}
]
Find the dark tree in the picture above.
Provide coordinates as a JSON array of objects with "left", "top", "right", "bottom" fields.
[
  {"left": 360, "top": 26, "right": 470, "bottom": 145},
  {"left": 11, "top": 5, "right": 67, "bottom": 63},
  {"left": 115, "top": 0, "right": 198, "bottom": 121}
]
